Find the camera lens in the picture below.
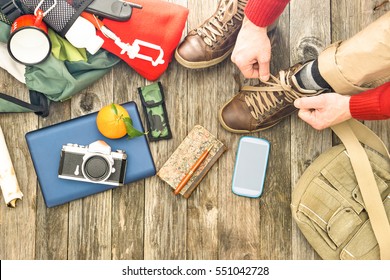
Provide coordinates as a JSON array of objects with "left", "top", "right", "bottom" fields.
[{"left": 83, "top": 156, "right": 111, "bottom": 182}]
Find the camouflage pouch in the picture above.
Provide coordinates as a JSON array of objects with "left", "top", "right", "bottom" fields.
[{"left": 138, "top": 82, "right": 172, "bottom": 141}]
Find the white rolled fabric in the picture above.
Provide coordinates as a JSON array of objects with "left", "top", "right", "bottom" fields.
[
  {"left": 0, "top": 42, "right": 26, "bottom": 84},
  {"left": 0, "top": 125, "right": 23, "bottom": 207}
]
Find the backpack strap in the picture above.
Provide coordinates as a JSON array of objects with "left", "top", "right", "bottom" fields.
[
  {"left": 346, "top": 119, "right": 390, "bottom": 158},
  {"left": 0, "top": 90, "right": 50, "bottom": 117},
  {"left": 331, "top": 119, "right": 390, "bottom": 260}
]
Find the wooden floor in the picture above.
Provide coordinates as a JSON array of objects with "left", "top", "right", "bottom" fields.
[{"left": 0, "top": 0, "right": 389, "bottom": 260}]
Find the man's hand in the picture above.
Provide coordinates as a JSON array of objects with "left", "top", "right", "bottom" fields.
[
  {"left": 231, "top": 17, "right": 271, "bottom": 81},
  {"left": 294, "top": 93, "right": 352, "bottom": 130}
]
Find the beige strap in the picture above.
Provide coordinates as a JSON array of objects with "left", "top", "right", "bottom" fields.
[
  {"left": 331, "top": 119, "right": 390, "bottom": 260},
  {"left": 318, "top": 42, "right": 369, "bottom": 95},
  {"left": 347, "top": 119, "right": 390, "bottom": 158}
]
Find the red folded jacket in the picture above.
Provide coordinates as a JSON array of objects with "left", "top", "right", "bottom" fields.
[{"left": 96, "top": 0, "right": 189, "bottom": 81}]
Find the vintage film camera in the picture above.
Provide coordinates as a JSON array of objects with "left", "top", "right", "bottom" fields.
[{"left": 58, "top": 140, "right": 127, "bottom": 186}]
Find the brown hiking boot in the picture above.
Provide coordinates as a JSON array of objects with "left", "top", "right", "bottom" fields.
[
  {"left": 219, "top": 63, "right": 327, "bottom": 133},
  {"left": 175, "top": 0, "right": 248, "bottom": 69}
]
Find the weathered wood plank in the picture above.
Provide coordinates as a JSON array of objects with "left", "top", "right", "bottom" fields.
[
  {"left": 290, "top": 0, "right": 332, "bottom": 260},
  {"left": 184, "top": 0, "right": 220, "bottom": 260},
  {"left": 256, "top": 6, "right": 292, "bottom": 260},
  {"left": 67, "top": 70, "right": 114, "bottom": 260},
  {"left": 143, "top": 64, "right": 188, "bottom": 260},
  {"left": 216, "top": 59, "right": 262, "bottom": 259},
  {"left": 0, "top": 70, "right": 38, "bottom": 259},
  {"left": 142, "top": 0, "right": 189, "bottom": 261},
  {"left": 111, "top": 61, "right": 146, "bottom": 260},
  {"left": 35, "top": 101, "right": 71, "bottom": 260},
  {"left": 144, "top": 0, "right": 189, "bottom": 258}
]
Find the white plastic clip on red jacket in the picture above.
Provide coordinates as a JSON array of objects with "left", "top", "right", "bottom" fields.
[{"left": 81, "top": 12, "right": 165, "bottom": 67}]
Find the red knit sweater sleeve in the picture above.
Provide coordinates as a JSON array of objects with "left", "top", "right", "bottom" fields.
[
  {"left": 244, "top": 0, "right": 290, "bottom": 27},
  {"left": 350, "top": 82, "right": 390, "bottom": 120}
]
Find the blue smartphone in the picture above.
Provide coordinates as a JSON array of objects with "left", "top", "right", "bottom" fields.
[{"left": 232, "top": 136, "right": 270, "bottom": 198}]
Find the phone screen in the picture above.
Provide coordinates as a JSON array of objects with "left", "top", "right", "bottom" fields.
[{"left": 232, "top": 137, "right": 270, "bottom": 197}]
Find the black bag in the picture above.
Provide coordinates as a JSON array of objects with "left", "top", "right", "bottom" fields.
[{"left": 1, "top": 0, "right": 93, "bottom": 36}]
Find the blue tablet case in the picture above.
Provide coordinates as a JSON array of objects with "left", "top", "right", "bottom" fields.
[{"left": 25, "top": 102, "right": 156, "bottom": 207}]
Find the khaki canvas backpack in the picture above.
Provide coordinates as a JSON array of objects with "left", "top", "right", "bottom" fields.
[{"left": 291, "top": 119, "right": 390, "bottom": 260}]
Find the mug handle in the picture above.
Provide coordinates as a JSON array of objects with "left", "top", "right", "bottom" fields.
[{"left": 34, "top": 9, "right": 44, "bottom": 26}]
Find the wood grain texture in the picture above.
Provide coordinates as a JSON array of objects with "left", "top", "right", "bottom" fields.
[
  {"left": 111, "top": 61, "right": 146, "bottom": 260},
  {"left": 35, "top": 101, "right": 70, "bottom": 260},
  {"left": 67, "top": 70, "right": 114, "bottom": 260},
  {"left": 186, "top": 0, "right": 220, "bottom": 260},
  {"left": 143, "top": 0, "right": 189, "bottom": 261},
  {"left": 143, "top": 61, "right": 188, "bottom": 260},
  {"left": 257, "top": 6, "right": 293, "bottom": 260},
  {"left": 0, "top": 68, "right": 37, "bottom": 260},
  {"left": 290, "top": 0, "right": 332, "bottom": 260},
  {"left": 0, "top": 0, "right": 388, "bottom": 261}
]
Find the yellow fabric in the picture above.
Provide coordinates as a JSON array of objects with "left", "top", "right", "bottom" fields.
[{"left": 48, "top": 29, "right": 87, "bottom": 62}]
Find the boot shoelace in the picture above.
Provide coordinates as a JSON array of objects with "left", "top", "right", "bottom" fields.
[
  {"left": 243, "top": 70, "right": 306, "bottom": 120},
  {"left": 196, "top": 0, "right": 247, "bottom": 47}
]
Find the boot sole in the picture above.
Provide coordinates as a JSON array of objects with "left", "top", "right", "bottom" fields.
[
  {"left": 217, "top": 100, "right": 281, "bottom": 134},
  {"left": 174, "top": 47, "right": 233, "bottom": 69}
]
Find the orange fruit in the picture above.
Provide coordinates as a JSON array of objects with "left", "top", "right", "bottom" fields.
[{"left": 96, "top": 104, "right": 130, "bottom": 139}]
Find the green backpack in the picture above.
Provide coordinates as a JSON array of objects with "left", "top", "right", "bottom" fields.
[
  {"left": 291, "top": 119, "right": 390, "bottom": 260},
  {"left": 0, "top": 16, "right": 120, "bottom": 117}
]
